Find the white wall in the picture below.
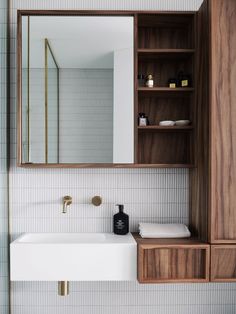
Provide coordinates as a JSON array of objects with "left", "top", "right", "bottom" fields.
[
  {"left": 8, "top": 0, "right": 236, "bottom": 314},
  {"left": 0, "top": 1, "right": 9, "bottom": 314},
  {"left": 113, "top": 48, "right": 134, "bottom": 163}
]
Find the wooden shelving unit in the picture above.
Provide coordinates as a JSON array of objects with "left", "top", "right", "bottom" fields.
[{"left": 135, "top": 13, "right": 196, "bottom": 166}]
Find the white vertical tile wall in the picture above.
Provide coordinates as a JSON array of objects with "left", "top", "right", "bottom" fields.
[
  {"left": 22, "top": 69, "right": 45, "bottom": 163},
  {"left": 22, "top": 68, "right": 59, "bottom": 163},
  {"left": 59, "top": 68, "right": 113, "bottom": 163},
  {"left": 22, "top": 67, "right": 113, "bottom": 163},
  {"left": 8, "top": 0, "right": 236, "bottom": 314},
  {"left": 0, "top": 1, "right": 9, "bottom": 314}
]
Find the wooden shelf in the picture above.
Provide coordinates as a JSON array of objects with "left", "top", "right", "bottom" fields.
[
  {"left": 132, "top": 233, "right": 210, "bottom": 283},
  {"left": 136, "top": 12, "right": 195, "bottom": 167},
  {"left": 138, "top": 49, "right": 195, "bottom": 53},
  {"left": 138, "top": 49, "right": 195, "bottom": 59},
  {"left": 138, "top": 125, "right": 193, "bottom": 131},
  {"left": 134, "top": 163, "right": 195, "bottom": 168},
  {"left": 137, "top": 87, "right": 194, "bottom": 92},
  {"left": 132, "top": 233, "right": 208, "bottom": 246}
]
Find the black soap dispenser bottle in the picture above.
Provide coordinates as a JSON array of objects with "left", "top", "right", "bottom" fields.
[{"left": 113, "top": 204, "right": 129, "bottom": 235}]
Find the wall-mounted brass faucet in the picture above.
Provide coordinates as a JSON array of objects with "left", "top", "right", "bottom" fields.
[{"left": 62, "top": 196, "right": 72, "bottom": 214}]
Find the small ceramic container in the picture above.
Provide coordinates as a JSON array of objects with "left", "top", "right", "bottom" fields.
[
  {"left": 159, "top": 120, "right": 175, "bottom": 126},
  {"left": 175, "top": 120, "right": 190, "bottom": 126}
]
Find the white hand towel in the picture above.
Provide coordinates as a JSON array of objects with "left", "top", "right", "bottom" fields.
[{"left": 139, "top": 223, "right": 191, "bottom": 238}]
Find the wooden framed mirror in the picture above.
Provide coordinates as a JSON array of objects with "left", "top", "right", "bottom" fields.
[{"left": 17, "top": 11, "right": 134, "bottom": 167}]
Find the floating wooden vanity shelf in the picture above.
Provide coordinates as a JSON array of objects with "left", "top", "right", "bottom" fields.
[{"left": 132, "top": 234, "right": 210, "bottom": 283}]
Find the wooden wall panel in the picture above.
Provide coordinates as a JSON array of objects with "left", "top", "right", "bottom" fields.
[
  {"left": 210, "top": 0, "right": 236, "bottom": 242},
  {"left": 211, "top": 245, "right": 236, "bottom": 282},
  {"left": 189, "top": 0, "right": 209, "bottom": 241}
]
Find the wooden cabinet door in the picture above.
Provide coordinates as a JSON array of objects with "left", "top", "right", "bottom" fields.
[
  {"left": 211, "top": 245, "right": 236, "bottom": 282},
  {"left": 209, "top": 0, "right": 236, "bottom": 243}
]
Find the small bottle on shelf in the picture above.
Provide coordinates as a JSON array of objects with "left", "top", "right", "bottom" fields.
[
  {"left": 177, "top": 71, "right": 192, "bottom": 87},
  {"left": 146, "top": 74, "right": 154, "bottom": 88},
  {"left": 168, "top": 78, "right": 177, "bottom": 88},
  {"left": 138, "top": 113, "right": 149, "bottom": 126}
]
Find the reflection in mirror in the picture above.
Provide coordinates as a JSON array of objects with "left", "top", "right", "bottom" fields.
[
  {"left": 21, "top": 16, "right": 134, "bottom": 164},
  {"left": 45, "top": 39, "right": 59, "bottom": 163}
]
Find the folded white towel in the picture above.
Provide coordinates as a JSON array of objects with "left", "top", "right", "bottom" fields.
[{"left": 139, "top": 223, "right": 191, "bottom": 238}]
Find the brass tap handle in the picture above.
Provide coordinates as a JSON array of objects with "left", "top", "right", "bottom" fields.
[{"left": 91, "top": 196, "right": 102, "bottom": 206}]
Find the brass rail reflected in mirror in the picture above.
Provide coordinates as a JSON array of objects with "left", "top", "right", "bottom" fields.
[
  {"left": 22, "top": 16, "right": 60, "bottom": 164},
  {"left": 44, "top": 38, "right": 59, "bottom": 163},
  {"left": 27, "top": 16, "right": 30, "bottom": 162}
]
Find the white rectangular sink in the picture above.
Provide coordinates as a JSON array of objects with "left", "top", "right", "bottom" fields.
[{"left": 10, "top": 233, "right": 137, "bottom": 281}]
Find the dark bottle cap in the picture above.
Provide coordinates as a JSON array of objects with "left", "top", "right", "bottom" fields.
[
  {"left": 139, "top": 112, "right": 145, "bottom": 117},
  {"left": 116, "top": 204, "right": 124, "bottom": 212}
]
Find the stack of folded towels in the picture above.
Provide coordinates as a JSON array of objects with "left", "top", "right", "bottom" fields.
[{"left": 139, "top": 223, "right": 191, "bottom": 238}]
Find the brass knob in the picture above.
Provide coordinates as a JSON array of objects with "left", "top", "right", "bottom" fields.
[{"left": 91, "top": 196, "right": 102, "bottom": 206}]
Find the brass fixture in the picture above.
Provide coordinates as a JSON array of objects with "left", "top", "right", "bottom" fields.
[
  {"left": 27, "top": 16, "right": 30, "bottom": 162},
  {"left": 91, "top": 195, "right": 102, "bottom": 206},
  {"left": 44, "top": 38, "right": 59, "bottom": 163},
  {"left": 63, "top": 195, "right": 72, "bottom": 213},
  {"left": 44, "top": 39, "right": 48, "bottom": 163},
  {"left": 58, "top": 281, "right": 69, "bottom": 296}
]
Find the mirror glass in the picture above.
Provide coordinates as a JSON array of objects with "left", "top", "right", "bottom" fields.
[{"left": 21, "top": 15, "right": 134, "bottom": 164}]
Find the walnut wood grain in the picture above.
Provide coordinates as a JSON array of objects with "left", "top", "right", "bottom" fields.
[
  {"left": 138, "top": 14, "right": 195, "bottom": 49},
  {"left": 138, "top": 126, "right": 193, "bottom": 131},
  {"left": 211, "top": 245, "right": 236, "bottom": 282},
  {"left": 138, "top": 131, "right": 192, "bottom": 164},
  {"left": 134, "top": 14, "right": 139, "bottom": 163},
  {"left": 136, "top": 13, "right": 195, "bottom": 166},
  {"left": 132, "top": 234, "right": 209, "bottom": 283},
  {"left": 133, "top": 233, "right": 210, "bottom": 283},
  {"left": 189, "top": 0, "right": 209, "bottom": 240},
  {"left": 138, "top": 95, "right": 192, "bottom": 125},
  {"left": 137, "top": 87, "right": 194, "bottom": 92},
  {"left": 18, "top": 163, "right": 196, "bottom": 168},
  {"left": 209, "top": 0, "right": 236, "bottom": 242},
  {"left": 132, "top": 233, "right": 208, "bottom": 245},
  {"left": 138, "top": 58, "right": 193, "bottom": 88}
]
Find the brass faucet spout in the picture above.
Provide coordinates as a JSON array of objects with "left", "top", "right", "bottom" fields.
[{"left": 62, "top": 196, "right": 72, "bottom": 213}]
